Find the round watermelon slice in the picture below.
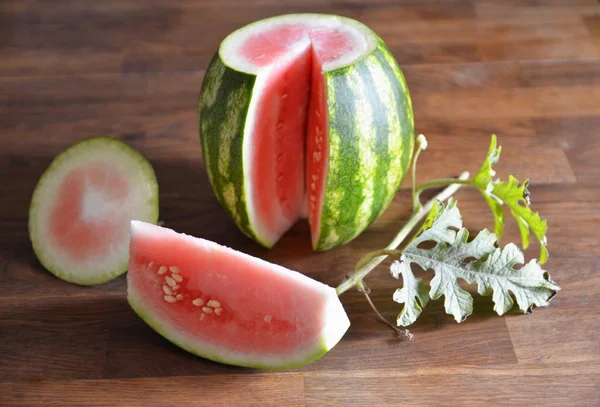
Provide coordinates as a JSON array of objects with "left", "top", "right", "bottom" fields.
[
  {"left": 199, "top": 13, "right": 414, "bottom": 251},
  {"left": 29, "top": 137, "right": 159, "bottom": 285},
  {"left": 127, "top": 220, "right": 350, "bottom": 369}
]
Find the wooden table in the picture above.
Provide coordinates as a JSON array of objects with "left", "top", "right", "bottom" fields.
[{"left": 1, "top": 1, "right": 599, "bottom": 406}]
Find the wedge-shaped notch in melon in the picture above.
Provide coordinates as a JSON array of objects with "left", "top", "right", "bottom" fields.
[
  {"left": 29, "top": 137, "right": 159, "bottom": 285},
  {"left": 199, "top": 13, "right": 414, "bottom": 251},
  {"left": 127, "top": 220, "right": 350, "bottom": 369}
]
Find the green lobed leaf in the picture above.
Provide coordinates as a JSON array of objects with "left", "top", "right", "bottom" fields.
[
  {"left": 393, "top": 199, "right": 559, "bottom": 325},
  {"left": 473, "top": 135, "right": 549, "bottom": 264},
  {"left": 391, "top": 260, "right": 430, "bottom": 326},
  {"left": 491, "top": 176, "right": 549, "bottom": 264}
]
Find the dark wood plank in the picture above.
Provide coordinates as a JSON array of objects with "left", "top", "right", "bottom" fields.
[
  {"left": 304, "top": 363, "right": 600, "bottom": 406},
  {"left": 0, "top": 373, "right": 306, "bottom": 407}
]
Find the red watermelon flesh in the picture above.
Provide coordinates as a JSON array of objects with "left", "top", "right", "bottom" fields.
[
  {"left": 233, "top": 21, "right": 363, "bottom": 247},
  {"left": 28, "top": 137, "right": 159, "bottom": 285},
  {"left": 127, "top": 220, "right": 350, "bottom": 369}
]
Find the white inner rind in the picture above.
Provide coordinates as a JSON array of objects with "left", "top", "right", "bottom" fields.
[
  {"left": 128, "top": 220, "right": 350, "bottom": 369},
  {"left": 219, "top": 13, "right": 377, "bottom": 74},
  {"left": 29, "top": 138, "right": 158, "bottom": 285}
]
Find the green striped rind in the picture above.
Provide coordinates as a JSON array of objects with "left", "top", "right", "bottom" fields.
[
  {"left": 198, "top": 54, "right": 265, "bottom": 245},
  {"left": 316, "top": 38, "right": 414, "bottom": 251}
]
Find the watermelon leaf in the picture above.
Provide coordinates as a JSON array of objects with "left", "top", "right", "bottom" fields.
[
  {"left": 391, "top": 260, "right": 430, "bottom": 327},
  {"left": 473, "top": 135, "right": 549, "bottom": 264},
  {"left": 393, "top": 199, "right": 559, "bottom": 325}
]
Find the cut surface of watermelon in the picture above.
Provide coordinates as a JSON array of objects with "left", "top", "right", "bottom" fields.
[
  {"left": 127, "top": 220, "right": 350, "bottom": 369},
  {"left": 199, "top": 14, "right": 414, "bottom": 251},
  {"left": 29, "top": 137, "right": 159, "bottom": 285}
]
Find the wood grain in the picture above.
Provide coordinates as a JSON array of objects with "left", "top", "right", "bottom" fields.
[{"left": 1, "top": 0, "right": 599, "bottom": 406}]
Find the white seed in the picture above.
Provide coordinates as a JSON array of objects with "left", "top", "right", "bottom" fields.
[
  {"left": 165, "top": 276, "right": 176, "bottom": 287},
  {"left": 148, "top": 261, "right": 155, "bottom": 269},
  {"left": 169, "top": 266, "right": 180, "bottom": 273},
  {"left": 172, "top": 285, "right": 180, "bottom": 291},
  {"left": 172, "top": 273, "right": 183, "bottom": 283},
  {"left": 164, "top": 295, "right": 177, "bottom": 303},
  {"left": 316, "top": 126, "right": 321, "bottom": 136},
  {"left": 311, "top": 182, "right": 316, "bottom": 191},
  {"left": 162, "top": 285, "right": 173, "bottom": 296},
  {"left": 192, "top": 298, "right": 204, "bottom": 307},
  {"left": 157, "top": 265, "right": 167, "bottom": 275},
  {"left": 176, "top": 294, "right": 183, "bottom": 301},
  {"left": 200, "top": 313, "right": 205, "bottom": 321},
  {"left": 315, "top": 110, "right": 321, "bottom": 117},
  {"left": 214, "top": 307, "right": 223, "bottom": 316},
  {"left": 207, "top": 300, "right": 221, "bottom": 308},
  {"left": 313, "top": 151, "right": 321, "bottom": 162},
  {"left": 264, "top": 315, "right": 272, "bottom": 323},
  {"left": 202, "top": 307, "right": 213, "bottom": 314}
]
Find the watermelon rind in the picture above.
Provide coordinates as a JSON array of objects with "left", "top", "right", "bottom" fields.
[
  {"left": 28, "top": 137, "right": 159, "bottom": 286},
  {"left": 314, "top": 37, "right": 414, "bottom": 251},
  {"left": 198, "top": 13, "right": 414, "bottom": 251},
  {"left": 128, "top": 289, "right": 348, "bottom": 370},
  {"left": 127, "top": 220, "right": 350, "bottom": 370}
]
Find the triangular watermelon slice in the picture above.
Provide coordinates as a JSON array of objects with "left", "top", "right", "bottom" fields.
[
  {"left": 127, "top": 220, "right": 350, "bottom": 369},
  {"left": 199, "top": 13, "right": 414, "bottom": 252}
]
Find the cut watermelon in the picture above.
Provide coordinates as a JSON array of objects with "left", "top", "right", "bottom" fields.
[
  {"left": 29, "top": 137, "right": 159, "bottom": 285},
  {"left": 199, "top": 14, "right": 414, "bottom": 251},
  {"left": 127, "top": 220, "right": 350, "bottom": 369}
]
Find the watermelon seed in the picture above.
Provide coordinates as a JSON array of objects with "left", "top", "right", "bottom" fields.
[
  {"left": 162, "top": 285, "right": 173, "bottom": 296},
  {"left": 214, "top": 307, "right": 223, "bottom": 316},
  {"left": 148, "top": 261, "right": 155, "bottom": 269},
  {"left": 169, "top": 266, "right": 180, "bottom": 274},
  {"left": 207, "top": 300, "right": 221, "bottom": 308},
  {"left": 313, "top": 151, "right": 322, "bottom": 162},
  {"left": 264, "top": 315, "right": 272, "bottom": 323},
  {"left": 311, "top": 182, "right": 316, "bottom": 191},
  {"left": 176, "top": 294, "right": 183, "bottom": 301},
  {"left": 202, "top": 307, "right": 213, "bottom": 315},
  {"left": 200, "top": 313, "right": 205, "bottom": 321},
  {"left": 173, "top": 285, "right": 180, "bottom": 291},
  {"left": 172, "top": 273, "right": 183, "bottom": 283},
  {"left": 192, "top": 298, "right": 204, "bottom": 307},
  {"left": 165, "top": 276, "right": 177, "bottom": 287},
  {"left": 315, "top": 109, "right": 321, "bottom": 117},
  {"left": 157, "top": 266, "right": 167, "bottom": 275},
  {"left": 164, "top": 295, "right": 177, "bottom": 304}
]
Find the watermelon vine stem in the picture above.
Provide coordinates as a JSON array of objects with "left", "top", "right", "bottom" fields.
[
  {"left": 357, "top": 280, "right": 414, "bottom": 340},
  {"left": 335, "top": 171, "right": 470, "bottom": 296}
]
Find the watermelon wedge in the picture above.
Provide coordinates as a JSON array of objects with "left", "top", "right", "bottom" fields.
[
  {"left": 127, "top": 220, "right": 350, "bottom": 369},
  {"left": 199, "top": 14, "right": 414, "bottom": 251},
  {"left": 28, "top": 137, "right": 159, "bottom": 285}
]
